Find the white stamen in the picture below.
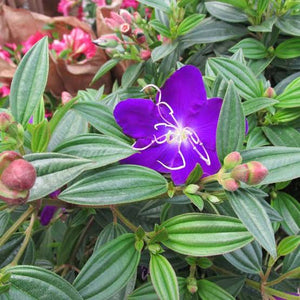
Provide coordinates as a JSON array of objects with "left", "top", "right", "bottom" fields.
[
  {"left": 132, "top": 139, "right": 155, "bottom": 151},
  {"left": 157, "top": 148, "right": 186, "bottom": 170},
  {"left": 141, "top": 84, "right": 162, "bottom": 103}
]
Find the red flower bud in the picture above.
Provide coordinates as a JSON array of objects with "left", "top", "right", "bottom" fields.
[
  {"left": 120, "top": 23, "right": 132, "bottom": 35},
  {"left": 0, "top": 151, "right": 22, "bottom": 174},
  {"left": 231, "top": 161, "right": 268, "bottom": 185},
  {"left": 133, "top": 28, "right": 146, "bottom": 44},
  {"left": 1, "top": 159, "right": 36, "bottom": 191},
  {"left": 221, "top": 178, "right": 240, "bottom": 191},
  {"left": 0, "top": 180, "right": 29, "bottom": 205},
  {"left": 0, "top": 112, "right": 14, "bottom": 132},
  {"left": 223, "top": 151, "right": 242, "bottom": 169},
  {"left": 140, "top": 49, "right": 151, "bottom": 60}
]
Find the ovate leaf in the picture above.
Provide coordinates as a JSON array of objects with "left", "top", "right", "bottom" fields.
[
  {"left": 197, "top": 279, "right": 235, "bottom": 300},
  {"left": 275, "top": 38, "right": 300, "bottom": 59},
  {"left": 229, "top": 38, "right": 268, "bottom": 59}
]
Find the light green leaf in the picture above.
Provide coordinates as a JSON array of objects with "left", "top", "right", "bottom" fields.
[
  {"left": 205, "top": 2, "right": 248, "bottom": 23},
  {"left": 243, "top": 97, "right": 279, "bottom": 115},
  {"left": 248, "top": 16, "right": 277, "bottom": 32},
  {"left": 197, "top": 279, "right": 235, "bottom": 300},
  {"left": 275, "top": 14, "right": 300, "bottom": 36},
  {"left": 161, "top": 213, "right": 253, "bottom": 256},
  {"left": 275, "top": 38, "right": 300, "bottom": 59},
  {"left": 150, "top": 254, "right": 179, "bottom": 300},
  {"left": 73, "top": 234, "right": 141, "bottom": 300},
  {"left": 91, "top": 59, "right": 120, "bottom": 85},
  {"left": 10, "top": 37, "right": 49, "bottom": 128},
  {"left": 208, "top": 57, "right": 262, "bottom": 99},
  {"left": 246, "top": 127, "right": 270, "bottom": 149},
  {"left": 72, "top": 102, "right": 131, "bottom": 142},
  {"left": 241, "top": 147, "right": 300, "bottom": 184},
  {"left": 121, "top": 63, "right": 144, "bottom": 88},
  {"left": 208, "top": 0, "right": 248, "bottom": 9},
  {"left": 3, "top": 265, "right": 82, "bottom": 300},
  {"left": 217, "top": 82, "right": 245, "bottom": 161},
  {"left": 177, "top": 14, "right": 205, "bottom": 36},
  {"left": 58, "top": 165, "right": 168, "bottom": 205},
  {"left": 137, "top": 0, "right": 170, "bottom": 13},
  {"left": 224, "top": 241, "right": 263, "bottom": 274},
  {"left": 275, "top": 77, "right": 300, "bottom": 108},
  {"left": 31, "top": 120, "right": 50, "bottom": 152},
  {"left": 54, "top": 133, "right": 136, "bottom": 165},
  {"left": 262, "top": 126, "right": 300, "bottom": 147},
  {"left": 149, "top": 20, "right": 171, "bottom": 37},
  {"left": 277, "top": 236, "right": 300, "bottom": 257},
  {"left": 25, "top": 153, "right": 94, "bottom": 201},
  {"left": 226, "top": 189, "right": 277, "bottom": 258},
  {"left": 229, "top": 38, "right": 268, "bottom": 59},
  {"left": 151, "top": 42, "right": 179, "bottom": 62}
]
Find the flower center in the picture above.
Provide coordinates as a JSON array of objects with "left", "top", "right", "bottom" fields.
[{"left": 166, "top": 126, "right": 188, "bottom": 144}]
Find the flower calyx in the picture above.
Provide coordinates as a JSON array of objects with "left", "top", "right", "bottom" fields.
[{"left": 0, "top": 151, "right": 36, "bottom": 205}]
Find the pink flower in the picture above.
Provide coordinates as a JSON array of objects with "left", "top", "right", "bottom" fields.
[
  {"left": 104, "top": 10, "right": 133, "bottom": 30},
  {"left": 22, "top": 32, "right": 46, "bottom": 54},
  {"left": 0, "top": 46, "right": 13, "bottom": 64},
  {"left": 58, "top": 0, "right": 79, "bottom": 16},
  {"left": 121, "top": 0, "right": 139, "bottom": 10},
  {"left": 140, "top": 49, "right": 151, "bottom": 60},
  {"left": 51, "top": 28, "right": 96, "bottom": 63},
  {"left": 0, "top": 85, "right": 10, "bottom": 98}
]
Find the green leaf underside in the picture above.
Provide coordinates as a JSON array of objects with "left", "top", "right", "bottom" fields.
[
  {"left": 73, "top": 234, "right": 140, "bottom": 300},
  {"left": 59, "top": 165, "right": 168, "bottom": 205},
  {"left": 161, "top": 213, "right": 253, "bottom": 256}
]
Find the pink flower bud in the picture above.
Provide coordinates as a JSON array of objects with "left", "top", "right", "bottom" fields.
[
  {"left": 0, "top": 151, "right": 22, "bottom": 174},
  {"left": 140, "top": 49, "right": 151, "bottom": 60},
  {"left": 231, "top": 161, "right": 268, "bottom": 185},
  {"left": 0, "top": 180, "right": 29, "bottom": 205},
  {"left": 61, "top": 91, "right": 73, "bottom": 105},
  {"left": 120, "top": 9, "right": 133, "bottom": 24},
  {"left": 1, "top": 159, "right": 36, "bottom": 191},
  {"left": 264, "top": 87, "right": 276, "bottom": 98},
  {"left": 0, "top": 112, "right": 14, "bottom": 132},
  {"left": 221, "top": 178, "right": 240, "bottom": 192},
  {"left": 223, "top": 151, "right": 242, "bottom": 169},
  {"left": 186, "top": 277, "right": 198, "bottom": 294},
  {"left": 120, "top": 23, "right": 132, "bottom": 36},
  {"left": 133, "top": 28, "right": 146, "bottom": 44}
]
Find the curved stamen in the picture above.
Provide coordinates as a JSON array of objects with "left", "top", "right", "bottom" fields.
[
  {"left": 154, "top": 122, "right": 177, "bottom": 130},
  {"left": 185, "top": 127, "right": 200, "bottom": 144},
  {"left": 132, "top": 139, "right": 155, "bottom": 151},
  {"left": 157, "top": 101, "right": 180, "bottom": 127},
  {"left": 188, "top": 137, "right": 211, "bottom": 166},
  {"left": 141, "top": 84, "right": 162, "bottom": 103},
  {"left": 157, "top": 147, "right": 186, "bottom": 171}
]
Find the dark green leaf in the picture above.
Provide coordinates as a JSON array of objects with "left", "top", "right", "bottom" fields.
[
  {"left": 229, "top": 38, "right": 268, "bottom": 59},
  {"left": 91, "top": 59, "right": 120, "bottom": 85},
  {"left": 149, "top": 20, "right": 171, "bottom": 37},
  {"left": 283, "top": 249, "right": 300, "bottom": 273},
  {"left": 121, "top": 63, "right": 144, "bottom": 88},
  {"left": 59, "top": 165, "right": 168, "bottom": 205},
  {"left": 73, "top": 234, "right": 141, "bottom": 300},
  {"left": 161, "top": 213, "right": 253, "bottom": 256},
  {"left": 262, "top": 126, "right": 300, "bottom": 147},
  {"left": 150, "top": 254, "right": 179, "bottom": 300},
  {"left": 198, "top": 279, "right": 235, "bottom": 300},
  {"left": 151, "top": 42, "right": 179, "bottom": 62},
  {"left": 217, "top": 82, "right": 245, "bottom": 161},
  {"left": 275, "top": 14, "right": 300, "bottom": 36},
  {"left": 137, "top": 0, "right": 170, "bottom": 13},
  {"left": 177, "top": 14, "right": 205, "bottom": 36},
  {"left": 205, "top": 2, "right": 248, "bottom": 23},
  {"left": 241, "top": 147, "right": 300, "bottom": 184},
  {"left": 186, "top": 163, "right": 203, "bottom": 184},
  {"left": 248, "top": 16, "right": 277, "bottom": 32},
  {"left": 243, "top": 97, "right": 279, "bottom": 115},
  {"left": 224, "top": 241, "right": 262, "bottom": 274},
  {"left": 10, "top": 37, "right": 49, "bottom": 128},
  {"left": 208, "top": 276, "right": 245, "bottom": 297},
  {"left": 226, "top": 189, "right": 276, "bottom": 258}
]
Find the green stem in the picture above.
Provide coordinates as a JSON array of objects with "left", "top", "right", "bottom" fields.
[
  {"left": 18, "top": 145, "right": 25, "bottom": 156},
  {"left": 266, "top": 267, "right": 300, "bottom": 287},
  {"left": 199, "top": 174, "right": 219, "bottom": 185},
  {"left": 10, "top": 211, "right": 36, "bottom": 266},
  {"left": 0, "top": 205, "right": 35, "bottom": 247},
  {"left": 113, "top": 207, "right": 138, "bottom": 232}
]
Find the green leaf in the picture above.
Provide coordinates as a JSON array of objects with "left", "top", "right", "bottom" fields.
[
  {"left": 205, "top": 2, "right": 248, "bottom": 23},
  {"left": 275, "top": 38, "right": 300, "bottom": 59},
  {"left": 24, "top": 153, "right": 94, "bottom": 201},
  {"left": 121, "top": 63, "right": 144, "bottom": 88},
  {"left": 72, "top": 102, "right": 131, "bottom": 142},
  {"left": 275, "top": 14, "right": 300, "bottom": 36},
  {"left": 277, "top": 236, "right": 300, "bottom": 257},
  {"left": 91, "top": 59, "right": 120, "bottom": 85},
  {"left": 248, "top": 16, "right": 277, "bottom": 32},
  {"left": 0, "top": 210, "right": 10, "bottom": 237},
  {"left": 246, "top": 127, "right": 270, "bottom": 149},
  {"left": 136, "top": 0, "right": 170, "bottom": 13},
  {"left": 275, "top": 77, "right": 300, "bottom": 108},
  {"left": 150, "top": 254, "right": 179, "bottom": 300},
  {"left": 197, "top": 279, "right": 235, "bottom": 300},
  {"left": 184, "top": 193, "right": 204, "bottom": 211},
  {"left": 217, "top": 82, "right": 245, "bottom": 162},
  {"left": 3, "top": 265, "right": 82, "bottom": 299},
  {"left": 177, "top": 14, "right": 205, "bottom": 36},
  {"left": 229, "top": 38, "right": 268, "bottom": 59},
  {"left": 209, "top": 0, "right": 247, "bottom": 9},
  {"left": 161, "top": 213, "right": 253, "bottom": 256},
  {"left": 226, "top": 189, "right": 277, "bottom": 258},
  {"left": 224, "top": 241, "right": 262, "bottom": 274},
  {"left": 243, "top": 97, "right": 279, "bottom": 115},
  {"left": 73, "top": 234, "right": 141, "bottom": 300},
  {"left": 151, "top": 42, "right": 179, "bottom": 62},
  {"left": 208, "top": 57, "right": 262, "bottom": 100},
  {"left": 129, "top": 281, "right": 159, "bottom": 300},
  {"left": 54, "top": 133, "right": 136, "bottom": 165},
  {"left": 31, "top": 120, "right": 51, "bottom": 152},
  {"left": 10, "top": 37, "right": 49, "bottom": 128},
  {"left": 181, "top": 18, "right": 247, "bottom": 47},
  {"left": 208, "top": 276, "right": 245, "bottom": 297},
  {"left": 59, "top": 165, "right": 168, "bottom": 205},
  {"left": 272, "top": 192, "right": 300, "bottom": 236},
  {"left": 149, "top": 20, "right": 171, "bottom": 37},
  {"left": 262, "top": 126, "right": 300, "bottom": 147},
  {"left": 283, "top": 248, "right": 300, "bottom": 273},
  {"left": 240, "top": 147, "right": 300, "bottom": 184},
  {"left": 186, "top": 163, "right": 203, "bottom": 184}
]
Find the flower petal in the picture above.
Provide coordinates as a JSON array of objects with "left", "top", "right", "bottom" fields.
[
  {"left": 114, "top": 98, "right": 161, "bottom": 138},
  {"left": 159, "top": 65, "right": 207, "bottom": 125}
]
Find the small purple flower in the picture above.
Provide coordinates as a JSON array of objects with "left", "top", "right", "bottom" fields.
[
  {"left": 113, "top": 65, "right": 223, "bottom": 185},
  {"left": 40, "top": 206, "right": 57, "bottom": 226}
]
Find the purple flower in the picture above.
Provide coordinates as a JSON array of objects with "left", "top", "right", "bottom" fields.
[
  {"left": 40, "top": 206, "right": 57, "bottom": 226},
  {"left": 273, "top": 292, "right": 300, "bottom": 300},
  {"left": 113, "top": 66, "right": 223, "bottom": 185}
]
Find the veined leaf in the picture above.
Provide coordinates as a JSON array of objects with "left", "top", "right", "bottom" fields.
[
  {"left": 73, "top": 234, "right": 141, "bottom": 300},
  {"left": 177, "top": 14, "right": 205, "bottom": 36},
  {"left": 10, "top": 37, "right": 49, "bottom": 128},
  {"left": 262, "top": 126, "right": 300, "bottom": 147},
  {"left": 198, "top": 279, "right": 235, "bottom": 300},
  {"left": 91, "top": 59, "right": 120, "bottom": 85},
  {"left": 275, "top": 14, "right": 300, "bottom": 36},
  {"left": 275, "top": 38, "right": 300, "bottom": 59},
  {"left": 136, "top": 0, "right": 170, "bottom": 13},
  {"left": 151, "top": 42, "right": 179, "bottom": 62},
  {"left": 229, "top": 38, "right": 268, "bottom": 59},
  {"left": 161, "top": 213, "right": 253, "bottom": 256},
  {"left": 243, "top": 97, "right": 279, "bottom": 115},
  {"left": 149, "top": 20, "right": 171, "bottom": 37}
]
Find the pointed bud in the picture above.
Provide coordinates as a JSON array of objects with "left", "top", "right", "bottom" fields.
[
  {"left": 231, "top": 161, "right": 268, "bottom": 185},
  {"left": 0, "top": 151, "right": 22, "bottom": 174},
  {"left": 221, "top": 178, "right": 240, "bottom": 191},
  {"left": 1, "top": 159, "right": 36, "bottom": 191},
  {"left": 186, "top": 277, "right": 198, "bottom": 294},
  {"left": 207, "top": 194, "right": 222, "bottom": 203},
  {"left": 0, "top": 112, "right": 14, "bottom": 131},
  {"left": 223, "top": 151, "right": 242, "bottom": 169},
  {"left": 264, "top": 87, "right": 276, "bottom": 98},
  {"left": 184, "top": 184, "right": 199, "bottom": 194},
  {"left": 61, "top": 91, "right": 73, "bottom": 105},
  {"left": 133, "top": 28, "right": 146, "bottom": 44}
]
